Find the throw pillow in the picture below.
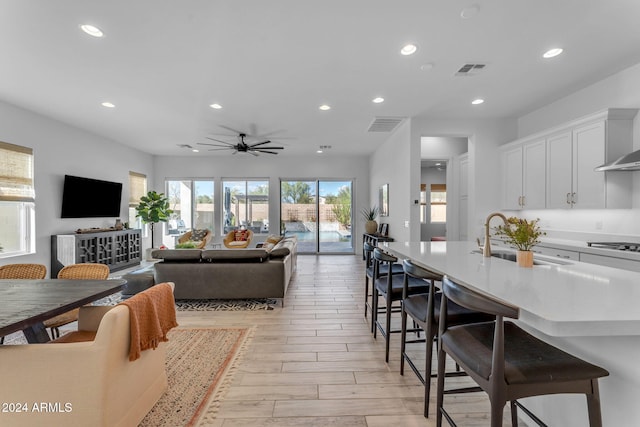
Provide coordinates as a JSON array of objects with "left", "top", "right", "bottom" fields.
[
  {"left": 266, "top": 235, "right": 283, "bottom": 244},
  {"left": 191, "top": 229, "right": 208, "bottom": 242},
  {"left": 234, "top": 229, "right": 249, "bottom": 241}
]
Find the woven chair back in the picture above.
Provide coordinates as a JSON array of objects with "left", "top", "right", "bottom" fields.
[
  {"left": 57, "top": 263, "right": 110, "bottom": 280},
  {"left": 0, "top": 263, "right": 47, "bottom": 279}
]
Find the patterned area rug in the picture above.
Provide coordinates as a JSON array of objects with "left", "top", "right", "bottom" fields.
[
  {"left": 175, "top": 298, "right": 277, "bottom": 311},
  {"left": 96, "top": 292, "right": 277, "bottom": 311},
  {"left": 140, "top": 327, "right": 253, "bottom": 427}
]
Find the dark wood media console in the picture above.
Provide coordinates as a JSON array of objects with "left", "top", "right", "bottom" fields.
[{"left": 51, "top": 229, "right": 142, "bottom": 277}]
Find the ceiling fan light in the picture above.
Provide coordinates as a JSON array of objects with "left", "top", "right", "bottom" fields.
[
  {"left": 400, "top": 44, "right": 417, "bottom": 56},
  {"left": 80, "top": 24, "right": 104, "bottom": 38},
  {"left": 543, "top": 48, "right": 563, "bottom": 59}
]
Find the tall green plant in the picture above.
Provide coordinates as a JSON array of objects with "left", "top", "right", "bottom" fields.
[{"left": 135, "top": 190, "right": 173, "bottom": 248}]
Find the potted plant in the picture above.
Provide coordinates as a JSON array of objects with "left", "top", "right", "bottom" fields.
[
  {"left": 361, "top": 206, "right": 379, "bottom": 234},
  {"left": 494, "top": 217, "right": 545, "bottom": 267},
  {"left": 135, "top": 190, "right": 173, "bottom": 251}
]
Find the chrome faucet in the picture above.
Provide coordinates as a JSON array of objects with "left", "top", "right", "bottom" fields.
[{"left": 482, "top": 212, "right": 508, "bottom": 257}]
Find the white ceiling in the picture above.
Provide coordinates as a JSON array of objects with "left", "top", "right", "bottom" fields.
[{"left": 2, "top": 1, "right": 640, "bottom": 157}]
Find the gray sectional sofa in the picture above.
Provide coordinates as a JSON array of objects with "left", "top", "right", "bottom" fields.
[{"left": 138, "top": 236, "right": 297, "bottom": 302}]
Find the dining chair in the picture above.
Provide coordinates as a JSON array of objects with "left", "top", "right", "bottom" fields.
[
  {"left": 43, "top": 263, "right": 110, "bottom": 339},
  {"left": 436, "top": 276, "right": 609, "bottom": 427},
  {"left": 0, "top": 263, "right": 47, "bottom": 344}
]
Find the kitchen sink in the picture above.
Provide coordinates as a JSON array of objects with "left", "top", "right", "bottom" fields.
[{"left": 471, "top": 249, "right": 571, "bottom": 266}]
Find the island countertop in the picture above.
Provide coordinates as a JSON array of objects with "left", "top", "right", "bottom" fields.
[{"left": 380, "top": 241, "right": 640, "bottom": 337}]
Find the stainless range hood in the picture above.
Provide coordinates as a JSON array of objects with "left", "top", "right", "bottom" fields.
[{"left": 595, "top": 149, "right": 640, "bottom": 171}]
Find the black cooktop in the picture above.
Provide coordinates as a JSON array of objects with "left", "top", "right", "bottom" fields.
[{"left": 587, "top": 242, "right": 640, "bottom": 252}]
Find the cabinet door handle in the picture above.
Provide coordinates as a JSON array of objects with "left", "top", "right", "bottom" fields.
[
  {"left": 521, "top": 195, "right": 525, "bottom": 206},
  {"left": 566, "top": 193, "right": 571, "bottom": 205},
  {"left": 571, "top": 192, "right": 576, "bottom": 205}
]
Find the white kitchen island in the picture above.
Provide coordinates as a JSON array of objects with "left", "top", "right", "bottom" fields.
[{"left": 380, "top": 240, "right": 640, "bottom": 427}]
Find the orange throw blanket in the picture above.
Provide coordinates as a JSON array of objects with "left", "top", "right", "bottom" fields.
[{"left": 119, "top": 282, "right": 178, "bottom": 361}]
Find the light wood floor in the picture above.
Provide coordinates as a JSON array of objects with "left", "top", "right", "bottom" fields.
[{"left": 178, "top": 255, "right": 523, "bottom": 427}]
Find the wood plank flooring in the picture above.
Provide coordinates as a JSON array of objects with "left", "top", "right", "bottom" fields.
[{"left": 177, "top": 255, "right": 523, "bottom": 427}]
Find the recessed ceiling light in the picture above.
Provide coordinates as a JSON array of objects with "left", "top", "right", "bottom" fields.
[
  {"left": 543, "top": 48, "right": 563, "bottom": 59},
  {"left": 319, "top": 104, "right": 331, "bottom": 111},
  {"left": 471, "top": 98, "right": 484, "bottom": 105},
  {"left": 400, "top": 44, "right": 417, "bottom": 56},
  {"left": 460, "top": 5, "right": 479, "bottom": 19},
  {"left": 80, "top": 24, "right": 104, "bottom": 38},
  {"left": 192, "top": 149, "right": 199, "bottom": 153},
  {"left": 317, "top": 150, "right": 323, "bottom": 154},
  {"left": 101, "top": 102, "right": 115, "bottom": 108},
  {"left": 372, "top": 97, "right": 384, "bottom": 104},
  {"left": 209, "top": 103, "right": 222, "bottom": 109}
]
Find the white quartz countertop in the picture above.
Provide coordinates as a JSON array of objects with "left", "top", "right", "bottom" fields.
[{"left": 380, "top": 241, "right": 640, "bottom": 337}]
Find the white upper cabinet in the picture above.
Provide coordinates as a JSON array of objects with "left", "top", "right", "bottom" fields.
[
  {"left": 502, "top": 108, "right": 637, "bottom": 210},
  {"left": 501, "top": 138, "right": 545, "bottom": 210}
]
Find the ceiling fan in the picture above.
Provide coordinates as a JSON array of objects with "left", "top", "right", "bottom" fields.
[{"left": 198, "top": 132, "right": 284, "bottom": 156}]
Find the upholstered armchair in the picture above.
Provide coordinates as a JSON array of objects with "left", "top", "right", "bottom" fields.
[
  {"left": 0, "top": 283, "right": 175, "bottom": 427},
  {"left": 177, "top": 228, "right": 212, "bottom": 249},
  {"left": 223, "top": 229, "right": 254, "bottom": 248}
]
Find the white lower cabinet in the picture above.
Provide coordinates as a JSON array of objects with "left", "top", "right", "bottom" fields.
[{"left": 579, "top": 252, "right": 640, "bottom": 273}]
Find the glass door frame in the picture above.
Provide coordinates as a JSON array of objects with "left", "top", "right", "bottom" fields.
[{"left": 279, "top": 179, "right": 354, "bottom": 254}]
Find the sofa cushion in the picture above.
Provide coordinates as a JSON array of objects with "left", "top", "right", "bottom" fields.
[
  {"left": 151, "top": 249, "right": 202, "bottom": 261},
  {"left": 202, "top": 249, "right": 268, "bottom": 262}
]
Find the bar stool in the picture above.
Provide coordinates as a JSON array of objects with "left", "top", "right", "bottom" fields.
[
  {"left": 400, "top": 259, "right": 494, "bottom": 417},
  {"left": 371, "top": 248, "right": 430, "bottom": 362},
  {"left": 436, "top": 276, "right": 609, "bottom": 427},
  {"left": 363, "top": 241, "right": 403, "bottom": 318}
]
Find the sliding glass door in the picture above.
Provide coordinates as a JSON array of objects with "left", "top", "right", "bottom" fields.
[{"left": 280, "top": 180, "right": 353, "bottom": 254}]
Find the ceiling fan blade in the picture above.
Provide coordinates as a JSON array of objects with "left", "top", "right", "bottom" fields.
[
  {"left": 206, "top": 147, "right": 234, "bottom": 151},
  {"left": 255, "top": 146, "right": 283, "bottom": 150},
  {"left": 205, "top": 137, "right": 235, "bottom": 146},
  {"left": 199, "top": 142, "right": 234, "bottom": 148},
  {"left": 253, "top": 149, "right": 279, "bottom": 155},
  {"left": 249, "top": 140, "right": 272, "bottom": 147},
  {"left": 218, "top": 125, "right": 245, "bottom": 135}
]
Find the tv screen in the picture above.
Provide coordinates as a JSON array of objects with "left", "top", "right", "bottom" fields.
[{"left": 61, "top": 175, "right": 123, "bottom": 218}]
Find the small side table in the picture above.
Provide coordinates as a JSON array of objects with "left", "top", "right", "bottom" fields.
[{"left": 362, "top": 233, "right": 394, "bottom": 259}]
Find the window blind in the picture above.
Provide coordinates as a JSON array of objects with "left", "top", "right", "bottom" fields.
[
  {"left": 0, "top": 141, "right": 35, "bottom": 202},
  {"left": 129, "top": 171, "right": 147, "bottom": 206}
]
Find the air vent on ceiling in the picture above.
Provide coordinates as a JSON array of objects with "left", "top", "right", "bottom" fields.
[
  {"left": 455, "top": 63, "right": 486, "bottom": 76},
  {"left": 367, "top": 117, "right": 405, "bottom": 133}
]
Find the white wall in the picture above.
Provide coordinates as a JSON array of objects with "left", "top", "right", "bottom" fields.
[
  {"left": 515, "top": 61, "right": 640, "bottom": 239},
  {"left": 369, "top": 120, "right": 413, "bottom": 241},
  {"left": 0, "top": 100, "right": 154, "bottom": 275},
  {"left": 154, "top": 153, "right": 370, "bottom": 249}
]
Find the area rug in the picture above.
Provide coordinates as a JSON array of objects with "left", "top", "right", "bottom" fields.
[
  {"left": 139, "top": 327, "right": 253, "bottom": 427},
  {"left": 95, "top": 292, "right": 277, "bottom": 311},
  {"left": 175, "top": 298, "right": 277, "bottom": 311}
]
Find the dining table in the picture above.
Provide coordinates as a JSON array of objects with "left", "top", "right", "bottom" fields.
[{"left": 0, "top": 278, "right": 125, "bottom": 343}]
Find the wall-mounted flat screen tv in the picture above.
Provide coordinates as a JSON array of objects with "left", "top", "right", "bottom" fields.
[{"left": 61, "top": 175, "right": 123, "bottom": 218}]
